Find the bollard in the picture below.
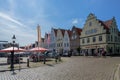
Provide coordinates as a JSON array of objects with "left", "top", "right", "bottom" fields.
[
  {"left": 27, "top": 58, "right": 29, "bottom": 67},
  {"left": 55, "top": 58, "right": 57, "bottom": 63},
  {"left": 55, "top": 56, "right": 58, "bottom": 63},
  {"left": 43, "top": 55, "right": 46, "bottom": 64},
  {"left": 58, "top": 56, "right": 61, "bottom": 62}
]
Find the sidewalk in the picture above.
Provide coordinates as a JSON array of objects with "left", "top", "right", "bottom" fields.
[{"left": 0, "top": 57, "right": 68, "bottom": 72}]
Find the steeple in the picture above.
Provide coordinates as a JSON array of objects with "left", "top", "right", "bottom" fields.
[{"left": 37, "top": 24, "right": 41, "bottom": 47}]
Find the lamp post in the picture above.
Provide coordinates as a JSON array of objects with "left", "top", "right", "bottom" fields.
[{"left": 11, "top": 35, "right": 16, "bottom": 74}]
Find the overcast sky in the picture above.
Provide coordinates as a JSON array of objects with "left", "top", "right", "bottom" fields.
[{"left": 0, "top": 0, "right": 120, "bottom": 46}]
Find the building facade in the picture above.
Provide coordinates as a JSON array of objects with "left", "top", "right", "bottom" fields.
[
  {"left": 56, "top": 29, "right": 65, "bottom": 54},
  {"left": 70, "top": 26, "right": 82, "bottom": 55},
  {"left": 44, "top": 33, "right": 50, "bottom": 49},
  {"left": 0, "top": 41, "right": 8, "bottom": 50},
  {"left": 49, "top": 28, "right": 57, "bottom": 51},
  {"left": 80, "top": 13, "right": 120, "bottom": 56},
  {"left": 63, "top": 30, "right": 71, "bottom": 53}
]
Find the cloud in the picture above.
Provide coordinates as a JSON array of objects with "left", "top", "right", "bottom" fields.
[
  {"left": 0, "top": 12, "right": 25, "bottom": 27},
  {"left": 71, "top": 18, "right": 84, "bottom": 28},
  {"left": 72, "top": 19, "right": 79, "bottom": 24},
  {"left": 0, "top": 12, "right": 36, "bottom": 46},
  {"left": 0, "top": 0, "right": 60, "bottom": 46},
  {"left": 72, "top": 18, "right": 84, "bottom": 24}
]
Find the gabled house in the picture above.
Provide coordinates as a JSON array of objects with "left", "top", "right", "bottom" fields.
[
  {"left": 49, "top": 28, "right": 57, "bottom": 51},
  {"left": 44, "top": 33, "right": 50, "bottom": 49},
  {"left": 63, "top": 30, "right": 72, "bottom": 53},
  {"left": 70, "top": 26, "right": 82, "bottom": 55},
  {"left": 56, "top": 29, "right": 65, "bottom": 54},
  {"left": 80, "top": 13, "right": 120, "bottom": 55}
]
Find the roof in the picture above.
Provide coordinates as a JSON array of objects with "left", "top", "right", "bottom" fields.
[
  {"left": 98, "top": 19, "right": 113, "bottom": 30},
  {"left": 60, "top": 29, "right": 66, "bottom": 37},
  {"left": 67, "top": 30, "right": 72, "bottom": 37},
  {"left": 104, "top": 20, "right": 113, "bottom": 28},
  {"left": 53, "top": 29, "right": 57, "bottom": 37},
  {"left": 76, "top": 27, "right": 82, "bottom": 35},
  {"left": 72, "top": 26, "right": 82, "bottom": 35},
  {"left": 118, "top": 32, "right": 120, "bottom": 36}
]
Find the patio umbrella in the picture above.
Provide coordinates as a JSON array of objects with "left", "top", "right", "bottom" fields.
[
  {"left": 29, "top": 47, "right": 48, "bottom": 52},
  {"left": 0, "top": 47, "right": 25, "bottom": 52}
]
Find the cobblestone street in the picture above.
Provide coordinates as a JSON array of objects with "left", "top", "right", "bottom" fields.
[{"left": 0, "top": 56, "right": 120, "bottom": 80}]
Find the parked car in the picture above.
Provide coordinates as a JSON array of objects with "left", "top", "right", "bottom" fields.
[
  {"left": 62, "top": 51, "right": 71, "bottom": 57},
  {"left": 29, "top": 53, "right": 44, "bottom": 62},
  {"left": 7, "top": 54, "right": 23, "bottom": 64},
  {"left": 44, "top": 51, "right": 55, "bottom": 58}
]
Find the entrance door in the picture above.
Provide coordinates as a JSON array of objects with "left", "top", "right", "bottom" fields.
[{"left": 91, "top": 49, "right": 95, "bottom": 56}]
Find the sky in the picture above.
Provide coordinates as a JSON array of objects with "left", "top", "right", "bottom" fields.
[{"left": 0, "top": 0, "right": 120, "bottom": 46}]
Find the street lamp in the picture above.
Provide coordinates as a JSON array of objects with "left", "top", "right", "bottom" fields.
[{"left": 11, "top": 35, "right": 16, "bottom": 74}]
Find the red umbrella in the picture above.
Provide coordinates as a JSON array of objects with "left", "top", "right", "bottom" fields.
[
  {"left": 0, "top": 47, "right": 25, "bottom": 52},
  {"left": 29, "top": 47, "right": 48, "bottom": 52}
]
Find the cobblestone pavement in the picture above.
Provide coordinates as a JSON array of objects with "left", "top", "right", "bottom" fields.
[{"left": 0, "top": 56, "right": 120, "bottom": 80}]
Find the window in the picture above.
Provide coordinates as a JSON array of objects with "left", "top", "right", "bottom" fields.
[
  {"left": 82, "top": 39, "right": 85, "bottom": 43},
  {"left": 107, "top": 35, "right": 110, "bottom": 41},
  {"left": 85, "top": 28, "right": 97, "bottom": 35},
  {"left": 111, "top": 35, "right": 113, "bottom": 41},
  {"left": 99, "top": 36, "right": 102, "bottom": 41},
  {"left": 67, "top": 43, "right": 69, "bottom": 47},
  {"left": 73, "top": 30, "right": 75, "bottom": 33},
  {"left": 114, "top": 28, "right": 115, "bottom": 32},
  {"left": 115, "top": 36, "right": 117, "bottom": 42},
  {"left": 93, "top": 37, "right": 96, "bottom": 42},
  {"left": 64, "top": 43, "right": 66, "bottom": 47},
  {"left": 89, "top": 22, "right": 92, "bottom": 26},
  {"left": 71, "top": 36, "right": 74, "bottom": 40},
  {"left": 61, "top": 43, "right": 63, "bottom": 47},
  {"left": 75, "top": 35, "right": 77, "bottom": 39},
  {"left": 87, "top": 38, "right": 90, "bottom": 43}
]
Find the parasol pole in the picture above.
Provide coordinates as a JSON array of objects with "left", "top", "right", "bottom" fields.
[{"left": 18, "top": 43, "right": 21, "bottom": 71}]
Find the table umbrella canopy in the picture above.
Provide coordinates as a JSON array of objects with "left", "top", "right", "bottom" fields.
[
  {"left": 0, "top": 47, "right": 25, "bottom": 52},
  {"left": 29, "top": 47, "right": 48, "bottom": 52}
]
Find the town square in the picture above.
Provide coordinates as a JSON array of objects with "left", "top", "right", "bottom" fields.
[{"left": 0, "top": 0, "right": 120, "bottom": 80}]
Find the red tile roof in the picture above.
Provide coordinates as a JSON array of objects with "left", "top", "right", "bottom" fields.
[
  {"left": 53, "top": 29, "right": 57, "bottom": 37},
  {"left": 98, "top": 19, "right": 113, "bottom": 30},
  {"left": 72, "top": 26, "right": 82, "bottom": 35},
  {"left": 60, "top": 29, "right": 65, "bottom": 37},
  {"left": 104, "top": 19, "right": 113, "bottom": 29},
  {"left": 76, "top": 27, "right": 82, "bottom": 35},
  {"left": 67, "top": 30, "right": 72, "bottom": 37}
]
